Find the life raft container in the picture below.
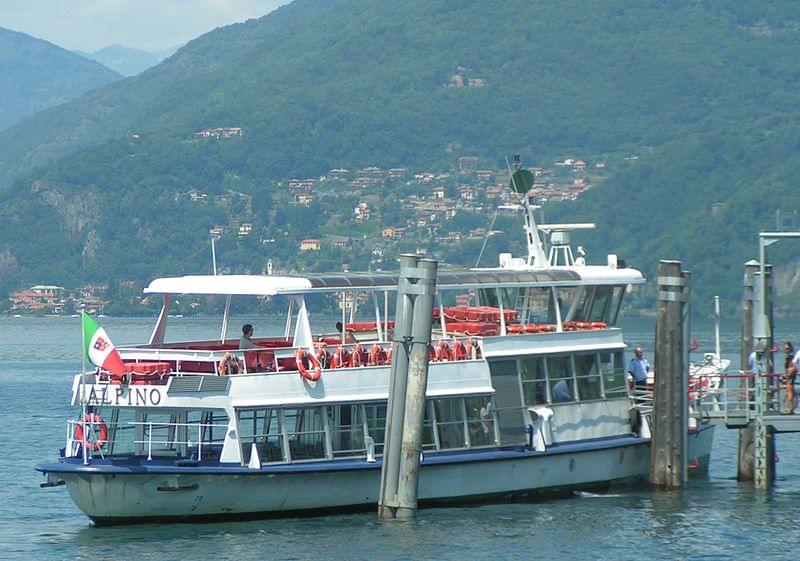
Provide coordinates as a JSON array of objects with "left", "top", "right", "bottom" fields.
[
  {"left": 445, "top": 322, "right": 499, "bottom": 337},
  {"left": 295, "top": 349, "right": 322, "bottom": 382},
  {"left": 345, "top": 321, "right": 396, "bottom": 333},
  {"left": 74, "top": 413, "right": 108, "bottom": 452}
]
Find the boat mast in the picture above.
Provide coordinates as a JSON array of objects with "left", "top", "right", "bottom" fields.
[{"left": 506, "top": 155, "right": 547, "bottom": 267}]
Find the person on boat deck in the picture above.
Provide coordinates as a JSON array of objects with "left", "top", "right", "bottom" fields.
[
  {"left": 552, "top": 379, "right": 571, "bottom": 402},
  {"left": 784, "top": 342, "right": 799, "bottom": 414},
  {"left": 239, "top": 324, "right": 256, "bottom": 349},
  {"left": 627, "top": 347, "right": 650, "bottom": 391},
  {"left": 218, "top": 351, "right": 243, "bottom": 375}
]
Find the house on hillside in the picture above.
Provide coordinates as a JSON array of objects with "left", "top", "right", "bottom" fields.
[
  {"left": 458, "top": 156, "right": 478, "bottom": 171},
  {"left": 431, "top": 186, "right": 445, "bottom": 200},
  {"left": 300, "top": 239, "right": 321, "bottom": 251},
  {"left": 331, "top": 236, "right": 349, "bottom": 248},
  {"left": 354, "top": 202, "right": 371, "bottom": 221}
]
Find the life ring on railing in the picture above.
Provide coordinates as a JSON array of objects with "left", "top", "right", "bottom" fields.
[
  {"left": 296, "top": 349, "right": 322, "bottom": 382},
  {"left": 435, "top": 340, "right": 452, "bottom": 362},
  {"left": 331, "top": 346, "right": 349, "bottom": 368},
  {"left": 349, "top": 344, "right": 365, "bottom": 367},
  {"left": 451, "top": 339, "right": 467, "bottom": 361},
  {"left": 466, "top": 337, "right": 481, "bottom": 359},
  {"left": 74, "top": 413, "right": 108, "bottom": 452},
  {"left": 368, "top": 344, "right": 387, "bottom": 366},
  {"left": 316, "top": 347, "right": 330, "bottom": 369},
  {"left": 386, "top": 346, "right": 393, "bottom": 365}
]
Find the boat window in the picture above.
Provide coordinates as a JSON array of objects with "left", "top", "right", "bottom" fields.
[
  {"left": 139, "top": 412, "right": 181, "bottom": 458},
  {"left": 609, "top": 286, "right": 625, "bottom": 325},
  {"left": 588, "top": 287, "right": 613, "bottom": 322},
  {"left": 520, "top": 357, "right": 547, "bottom": 405},
  {"left": 283, "top": 407, "right": 328, "bottom": 461},
  {"left": 238, "top": 408, "right": 284, "bottom": 464},
  {"left": 464, "top": 396, "right": 496, "bottom": 447},
  {"left": 363, "top": 403, "right": 388, "bottom": 455},
  {"left": 600, "top": 351, "right": 628, "bottom": 397},
  {"left": 104, "top": 408, "right": 136, "bottom": 456},
  {"left": 546, "top": 355, "right": 575, "bottom": 403},
  {"left": 328, "top": 405, "right": 366, "bottom": 458},
  {"left": 574, "top": 353, "right": 603, "bottom": 401},
  {"left": 433, "top": 398, "right": 467, "bottom": 449}
]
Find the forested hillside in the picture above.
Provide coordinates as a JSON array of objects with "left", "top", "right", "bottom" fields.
[
  {"left": 0, "top": 27, "right": 121, "bottom": 132},
  {"left": 1, "top": 0, "right": 799, "bottom": 314}
]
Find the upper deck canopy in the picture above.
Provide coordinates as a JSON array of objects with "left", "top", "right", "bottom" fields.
[{"left": 143, "top": 266, "right": 645, "bottom": 297}]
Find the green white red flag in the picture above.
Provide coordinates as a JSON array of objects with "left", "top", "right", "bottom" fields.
[{"left": 82, "top": 312, "right": 125, "bottom": 375}]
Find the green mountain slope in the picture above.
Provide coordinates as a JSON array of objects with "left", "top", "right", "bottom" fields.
[
  {"left": 1, "top": 0, "right": 800, "bottom": 313},
  {"left": 0, "top": 27, "right": 121, "bottom": 132}
]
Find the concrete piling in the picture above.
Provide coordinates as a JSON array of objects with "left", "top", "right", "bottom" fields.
[{"left": 378, "top": 255, "right": 438, "bottom": 520}]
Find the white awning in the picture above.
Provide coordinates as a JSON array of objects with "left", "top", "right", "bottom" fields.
[{"left": 143, "top": 275, "right": 312, "bottom": 296}]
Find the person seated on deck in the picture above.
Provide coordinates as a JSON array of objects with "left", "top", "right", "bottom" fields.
[
  {"left": 239, "top": 324, "right": 256, "bottom": 349},
  {"left": 218, "top": 352, "right": 243, "bottom": 376},
  {"left": 552, "top": 379, "right": 572, "bottom": 403}
]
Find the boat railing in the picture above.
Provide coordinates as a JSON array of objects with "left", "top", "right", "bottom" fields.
[
  {"left": 66, "top": 419, "right": 228, "bottom": 461},
  {"left": 688, "top": 371, "right": 787, "bottom": 425},
  {"left": 111, "top": 336, "right": 483, "bottom": 379}
]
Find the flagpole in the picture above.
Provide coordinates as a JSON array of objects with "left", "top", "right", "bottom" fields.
[{"left": 80, "top": 312, "right": 88, "bottom": 465}]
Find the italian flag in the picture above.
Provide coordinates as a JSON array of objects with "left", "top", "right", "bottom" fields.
[{"left": 82, "top": 312, "right": 126, "bottom": 375}]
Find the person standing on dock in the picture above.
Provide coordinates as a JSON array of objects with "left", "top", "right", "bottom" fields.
[
  {"left": 627, "top": 347, "right": 650, "bottom": 391},
  {"left": 785, "top": 342, "right": 799, "bottom": 414}
]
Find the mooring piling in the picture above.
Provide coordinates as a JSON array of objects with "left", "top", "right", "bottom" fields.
[
  {"left": 650, "top": 260, "right": 690, "bottom": 489},
  {"left": 378, "top": 255, "right": 438, "bottom": 520}
]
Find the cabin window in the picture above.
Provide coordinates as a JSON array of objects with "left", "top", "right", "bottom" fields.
[
  {"left": 609, "top": 286, "right": 625, "bottom": 325},
  {"left": 520, "top": 357, "right": 548, "bottom": 405},
  {"left": 283, "top": 407, "right": 329, "bottom": 461},
  {"left": 600, "top": 351, "right": 628, "bottom": 397},
  {"left": 328, "top": 405, "right": 366, "bottom": 458},
  {"left": 588, "top": 287, "right": 613, "bottom": 322},
  {"left": 433, "top": 398, "right": 468, "bottom": 449},
  {"left": 546, "top": 355, "right": 575, "bottom": 403},
  {"left": 464, "top": 396, "right": 496, "bottom": 447},
  {"left": 238, "top": 408, "right": 285, "bottom": 464},
  {"left": 574, "top": 353, "right": 603, "bottom": 401}
]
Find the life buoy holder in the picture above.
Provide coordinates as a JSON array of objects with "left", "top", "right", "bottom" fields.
[
  {"left": 74, "top": 413, "right": 108, "bottom": 452},
  {"left": 296, "top": 349, "right": 322, "bottom": 382}
]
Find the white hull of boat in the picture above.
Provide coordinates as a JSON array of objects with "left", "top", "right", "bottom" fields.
[{"left": 57, "top": 426, "right": 713, "bottom": 524}]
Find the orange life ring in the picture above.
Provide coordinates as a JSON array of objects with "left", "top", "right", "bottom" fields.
[
  {"left": 331, "top": 346, "right": 349, "bottom": 368},
  {"left": 435, "top": 340, "right": 452, "bottom": 362},
  {"left": 451, "top": 339, "right": 467, "bottom": 360},
  {"left": 316, "top": 347, "right": 330, "bottom": 369},
  {"left": 74, "top": 413, "right": 108, "bottom": 452},
  {"left": 349, "top": 344, "right": 365, "bottom": 367},
  {"left": 465, "top": 337, "right": 481, "bottom": 359},
  {"left": 386, "top": 346, "right": 393, "bottom": 365},
  {"left": 368, "top": 344, "right": 387, "bottom": 366},
  {"left": 296, "top": 349, "right": 322, "bottom": 382}
]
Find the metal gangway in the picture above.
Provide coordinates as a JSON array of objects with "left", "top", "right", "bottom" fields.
[{"left": 687, "top": 371, "right": 800, "bottom": 433}]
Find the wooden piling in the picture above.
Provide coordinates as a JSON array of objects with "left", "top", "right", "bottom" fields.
[
  {"left": 650, "top": 260, "right": 690, "bottom": 489},
  {"left": 737, "top": 261, "right": 758, "bottom": 481}
]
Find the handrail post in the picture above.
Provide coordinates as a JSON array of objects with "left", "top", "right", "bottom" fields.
[{"left": 147, "top": 422, "right": 153, "bottom": 461}]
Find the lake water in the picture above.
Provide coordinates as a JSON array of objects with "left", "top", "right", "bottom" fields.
[{"left": 2, "top": 314, "right": 800, "bottom": 560}]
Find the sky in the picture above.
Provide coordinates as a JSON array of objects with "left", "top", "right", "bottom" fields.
[{"left": 0, "top": 0, "right": 291, "bottom": 53}]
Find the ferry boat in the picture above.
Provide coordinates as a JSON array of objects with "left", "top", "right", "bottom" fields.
[{"left": 36, "top": 166, "right": 714, "bottom": 525}]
